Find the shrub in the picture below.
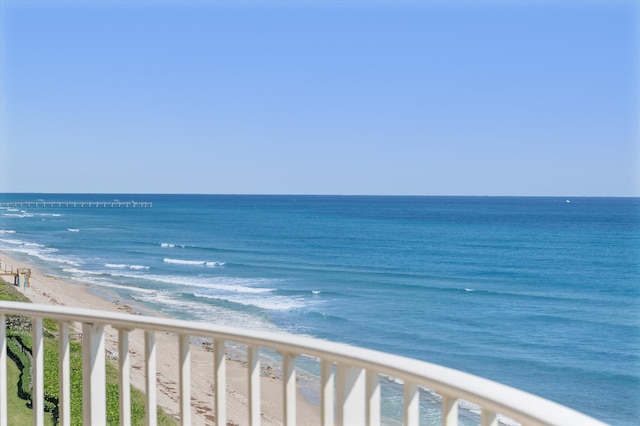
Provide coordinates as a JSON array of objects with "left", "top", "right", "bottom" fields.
[{"left": 2, "top": 278, "right": 176, "bottom": 424}]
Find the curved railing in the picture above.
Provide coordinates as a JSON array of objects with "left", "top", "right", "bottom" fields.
[{"left": 0, "top": 301, "right": 606, "bottom": 426}]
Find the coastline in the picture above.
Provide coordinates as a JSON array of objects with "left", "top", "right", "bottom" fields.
[{"left": 0, "top": 250, "right": 321, "bottom": 426}]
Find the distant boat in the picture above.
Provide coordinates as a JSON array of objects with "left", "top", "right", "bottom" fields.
[{"left": 566, "top": 200, "right": 571, "bottom": 203}]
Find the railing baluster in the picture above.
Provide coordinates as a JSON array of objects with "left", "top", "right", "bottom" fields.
[
  {"left": 82, "top": 323, "right": 106, "bottom": 424},
  {"left": 282, "top": 353, "right": 296, "bottom": 426},
  {"left": 32, "top": 318, "right": 44, "bottom": 426},
  {"left": 179, "top": 334, "right": 191, "bottom": 426},
  {"left": 403, "top": 381, "right": 419, "bottom": 426},
  {"left": 248, "top": 345, "right": 260, "bottom": 426},
  {"left": 0, "top": 314, "right": 6, "bottom": 426},
  {"left": 441, "top": 395, "right": 458, "bottom": 426},
  {"left": 145, "top": 331, "right": 157, "bottom": 426},
  {"left": 214, "top": 339, "right": 226, "bottom": 426},
  {"left": 119, "top": 329, "right": 131, "bottom": 426},
  {"left": 336, "top": 364, "right": 365, "bottom": 426},
  {"left": 58, "top": 322, "right": 71, "bottom": 426},
  {"left": 366, "top": 371, "right": 380, "bottom": 426},
  {"left": 0, "top": 302, "right": 610, "bottom": 426},
  {"left": 481, "top": 409, "right": 498, "bottom": 426},
  {"left": 321, "top": 359, "right": 334, "bottom": 426}
]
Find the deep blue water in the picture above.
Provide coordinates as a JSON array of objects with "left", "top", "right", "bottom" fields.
[{"left": 1, "top": 194, "right": 638, "bottom": 425}]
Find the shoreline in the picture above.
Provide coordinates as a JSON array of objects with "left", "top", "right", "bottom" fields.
[{"left": 0, "top": 250, "right": 321, "bottom": 425}]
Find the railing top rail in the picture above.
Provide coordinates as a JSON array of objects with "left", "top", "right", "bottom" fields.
[{"left": 0, "top": 301, "right": 607, "bottom": 426}]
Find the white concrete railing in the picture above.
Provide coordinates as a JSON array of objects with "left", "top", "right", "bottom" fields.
[{"left": 0, "top": 301, "right": 606, "bottom": 426}]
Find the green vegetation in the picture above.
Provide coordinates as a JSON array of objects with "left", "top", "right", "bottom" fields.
[
  {"left": 1, "top": 278, "right": 177, "bottom": 425},
  {"left": 6, "top": 354, "right": 54, "bottom": 426},
  {"left": 0, "top": 278, "right": 30, "bottom": 302}
]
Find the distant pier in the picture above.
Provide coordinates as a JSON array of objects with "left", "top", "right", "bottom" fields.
[{"left": 0, "top": 201, "right": 152, "bottom": 208}]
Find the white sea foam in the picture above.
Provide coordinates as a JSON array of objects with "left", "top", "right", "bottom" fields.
[
  {"left": 454, "top": 398, "right": 481, "bottom": 415},
  {"left": 129, "top": 265, "right": 149, "bottom": 270},
  {"left": 63, "top": 271, "right": 158, "bottom": 294},
  {"left": 160, "top": 242, "right": 188, "bottom": 248},
  {"left": 0, "top": 245, "right": 48, "bottom": 258},
  {"left": 163, "top": 257, "right": 225, "bottom": 267},
  {"left": 24, "top": 242, "right": 45, "bottom": 247},
  {"left": 3, "top": 212, "right": 34, "bottom": 218},
  {"left": 109, "top": 271, "right": 275, "bottom": 294},
  {"left": 0, "top": 238, "right": 48, "bottom": 251},
  {"left": 0, "top": 238, "right": 80, "bottom": 266},
  {"left": 0, "top": 238, "right": 26, "bottom": 246},
  {"left": 104, "top": 263, "right": 150, "bottom": 270},
  {"left": 36, "top": 254, "right": 80, "bottom": 267},
  {"left": 63, "top": 267, "right": 105, "bottom": 276},
  {"left": 132, "top": 291, "right": 282, "bottom": 332},
  {"left": 195, "top": 292, "right": 308, "bottom": 311},
  {"left": 163, "top": 258, "right": 205, "bottom": 265},
  {"left": 89, "top": 281, "right": 157, "bottom": 294},
  {"left": 0, "top": 230, "right": 16, "bottom": 234},
  {"left": 197, "top": 280, "right": 273, "bottom": 293},
  {"left": 452, "top": 399, "right": 519, "bottom": 425},
  {"left": 67, "top": 228, "right": 80, "bottom": 232}
]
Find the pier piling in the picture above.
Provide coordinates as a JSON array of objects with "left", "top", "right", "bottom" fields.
[{"left": 0, "top": 201, "right": 152, "bottom": 209}]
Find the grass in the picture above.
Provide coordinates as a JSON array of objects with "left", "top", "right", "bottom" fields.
[
  {"left": 6, "top": 354, "right": 54, "bottom": 426},
  {"left": 0, "top": 278, "right": 30, "bottom": 302},
  {"left": 2, "top": 278, "right": 177, "bottom": 425}
]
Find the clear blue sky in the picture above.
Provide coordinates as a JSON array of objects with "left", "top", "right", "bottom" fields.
[{"left": 1, "top": 0, "right": 638, "bottom": 196}]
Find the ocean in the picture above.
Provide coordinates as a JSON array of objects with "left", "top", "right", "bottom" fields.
[{"left": 0, "top": 194, "right": 638, "bottom": 425}]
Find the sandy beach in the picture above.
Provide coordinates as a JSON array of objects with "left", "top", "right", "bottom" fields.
[{"left": 0, "top": 250, "right": 321, "bottom": 426}]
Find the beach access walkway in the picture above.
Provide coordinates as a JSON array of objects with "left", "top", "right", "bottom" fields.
[{"left": 0, "top": 264, "right": 30, "bottom": 287}]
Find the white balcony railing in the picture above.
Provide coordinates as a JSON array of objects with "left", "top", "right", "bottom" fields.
[{"left": 0, "top": 301, "right": 606, "bottom": 426}]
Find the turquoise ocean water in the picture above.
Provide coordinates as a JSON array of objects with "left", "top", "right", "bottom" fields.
[{"left": 0, "top": 194, "right": 638, "bottom": 425}]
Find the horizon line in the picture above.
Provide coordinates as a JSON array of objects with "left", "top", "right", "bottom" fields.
[{"left": 1, "top": 191, "right": 638, "bottom": 199}]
